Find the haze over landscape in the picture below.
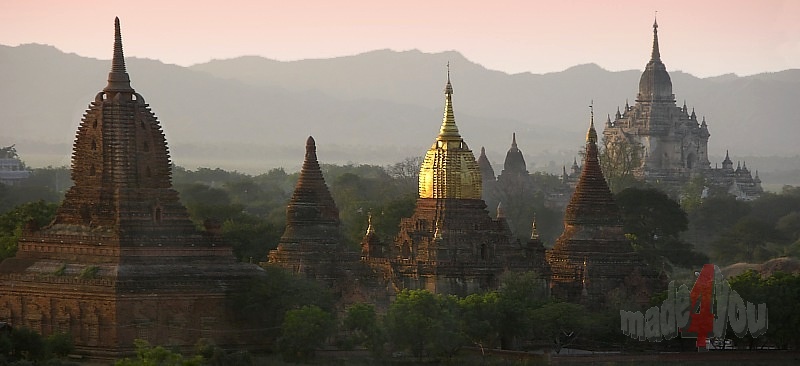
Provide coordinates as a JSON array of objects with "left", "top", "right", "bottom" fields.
[{"left": 1, "top": 1, "right": 799, "bottom": 186}]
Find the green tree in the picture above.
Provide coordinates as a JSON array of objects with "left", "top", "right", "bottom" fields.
[
  {"left": 0, "top": 200, "right": 58, "bottom": 260},
  {"left": 228, "top": 266, "right": 334, "bottom": 342},
  {"left": 277, "top": 305, "right": 335, "bottom": 362},
  {"left": 221, "top": 216, "right": 280, "bottom": 263},
  {"left": 45, "top": 332, "right": 74, "bottom": 358},
  {"left": 599, "top": 135, "right": 644, "bottom": 193},
  {"left": 711, "top": 217, "right": 780, "bottom": 264},
  {"left": 680, "top": 174, "right": 706, "bottom": 213},
  {"left": 686, "top": 195, "right": 751, "bottom": 255},
  {"left": 616, "top": 187, "right": 707, "bottom": 267},
  {"left": 176, "top": 183, "right": 243, "bottom": 225},
  {"left": 530, "top": 302, "right": 591, "bottom": 354},
  {"left": 384, "top": 289, "right": 464, "bottom": 359},
  {"left": 115, "top": 339, "right": 203, "bottom": 366},
  {"left": 495, "top": 271, "right": 548, "bottom": 349},
  {"left": 458, "top": 291, "right": 501, "bottom": 354},
  {"left": 340, "top": 303, "right": 383, "bottom": 355},
  {"left": 9, "top": 327, "right": 45, "bottom": 361},
  {"left": 729, "top": 271, "right": 800, "bottom": 349}
]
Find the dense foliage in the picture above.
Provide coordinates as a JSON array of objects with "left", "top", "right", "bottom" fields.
[
  {"left": 0, "top": 327, "right": 74, "bottom": 364},
  {"left": 616, "top": 188, "right": 708, "bottom": 267}
]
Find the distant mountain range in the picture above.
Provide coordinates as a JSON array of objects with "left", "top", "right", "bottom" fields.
[{"left": 1, "top": 44, "right": 799, "bottom": 184}]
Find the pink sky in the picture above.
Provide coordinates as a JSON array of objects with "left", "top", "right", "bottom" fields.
[{"left": 1, "top": 0, "right": 798, "bottom": 77}]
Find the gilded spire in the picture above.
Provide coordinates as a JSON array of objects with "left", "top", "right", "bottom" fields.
[
  {"left": 438, "top": 63, "right": 460, "bottom": 141},
  {"left": 530, "top": 215, "right": 540, "bottom": 240},
  {"left": 104, "top": 17, "right": 134, "bottom": 93},
  {"left": 365, "top": 213, "right": 375, "bottom": 235},
  {"left": 651, "top": 15, "right": 661, "bottom": 62},
  {"left": 433, "top": 219, "right": 443, "bottom": 240},
  {"left": 586, "top": 103, "right": 597, "bottom": 144},
  {"left": 511, "top": 132, "right": 518, "bottom": 149}
]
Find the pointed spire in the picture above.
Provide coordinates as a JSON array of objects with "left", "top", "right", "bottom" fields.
[
  {"left": 530, "top": 215, "right": 540, "bottom": 240},
  {"left": 683, "top": 100, "right": 687, "bottom": 112},
  {"left": 701, "top": 116, "right": 707, "bottom": 127},
  {"left": 651, "top": 15, "right": 661, "bottom": 61},
  {"left": 438, "top": 63, "right": 460, "bottom": 141},
  {"left": 365, "top": 213, "right": 375, "bottom": 235},
  {"left": 615, "top": 106, "right": 621, "bottom": 119},
  {"left": 104, "top": 17, "right": 134, "bottom": 93},
  {"left": 305, "top": 136, "right": 317, "bottom": 161},
  {"left": 496, "top": 202, "right": 506, "bottom": 219},
  {"left": 511, "top": 133, "right": 518, "bottom": 149},
  {"left": 691, "top": 108, "right": 696, "bottom": 120},
  {"left": 586, "top": 102, "right": 597, "bottom": 144},
  {"left": 606, "top": 114, "right": 612, "bottom": 128},
  {"left": 625, "top": 99, "right": 630, "bottom": 111}
]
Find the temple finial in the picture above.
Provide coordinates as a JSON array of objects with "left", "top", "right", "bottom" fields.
[
  {"left": 530, "top": 214, "right": 540, "bottom": 240},
  {"left": 444, "top": 61, "right": 453, "bottom": 95},
  {"left": 305, "top": 136, "right": 318, "bottom": 161},
  {"left": 438, "top": 64, "right": 460, "bottom": 140},
  {"left": 587, "top": 101, "right": 597, "bottom": 144},
  {"left": 104, "top": 17, "right": 134, "bottom": 93},
  {"left": 365, "top": 212, "right": 375, "bottom": 235},
  {"left": 511, "top": 133, "right": 518, "bottom": 149},
  {"left": 651, "top": 14, "right": 661, "bottom": 61}
]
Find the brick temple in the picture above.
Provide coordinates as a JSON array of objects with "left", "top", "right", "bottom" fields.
[
  {"left": 0, "top": 18, "right": 263, "bottom": 357},
  {"left": 547, "top": 110, "right": 662, "bottom": 306},
  {"left": 358, "top": 73, "right": 550, "bottom": 296},
  {"left": 267, "top": 136, "right": 357, "bottom": 282}
]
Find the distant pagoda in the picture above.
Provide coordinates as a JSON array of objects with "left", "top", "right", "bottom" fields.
[
  {"left": 0, "top": 18, "right": 263, "bottom": 357},
  {"left": 547, "top": 109, "right": 660, "bottom": 306},
  {"left": 603, "top": 19, "right": 762, "bottom": 199}
]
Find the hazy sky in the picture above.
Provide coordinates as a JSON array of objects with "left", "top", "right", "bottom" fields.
[{"left": 1, "top": 1, "right": 798, "bottom": 77}]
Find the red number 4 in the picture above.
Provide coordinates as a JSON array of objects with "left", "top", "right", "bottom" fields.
[{"left": 685, "top": 264, "right": 715, "bottom": 348}]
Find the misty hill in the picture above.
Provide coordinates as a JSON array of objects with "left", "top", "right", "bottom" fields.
[{"left": 2, "top": 44, "right": 799, "bottom": 178}]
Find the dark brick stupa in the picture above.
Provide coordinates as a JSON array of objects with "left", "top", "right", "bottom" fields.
[
  {"left": 0, "top": 18, "right": 263, "bottom": 356},
  {"left": 268, "top": 136, "right": 349, "bottom": 281},
  {"left": 547, "top": 109, "right": 660, "bottom": 306}
]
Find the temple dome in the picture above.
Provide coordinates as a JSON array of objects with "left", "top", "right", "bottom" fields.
[
  {"left": 637, "top": 19, "right": 674, "bottom": 102},
  {"left": 502, "top": 133, "right": 527, "bottom": 174}
]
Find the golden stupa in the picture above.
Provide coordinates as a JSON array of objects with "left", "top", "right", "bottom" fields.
[{"left": 418, "top": 69, "right": 482, "bottom": 200}]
